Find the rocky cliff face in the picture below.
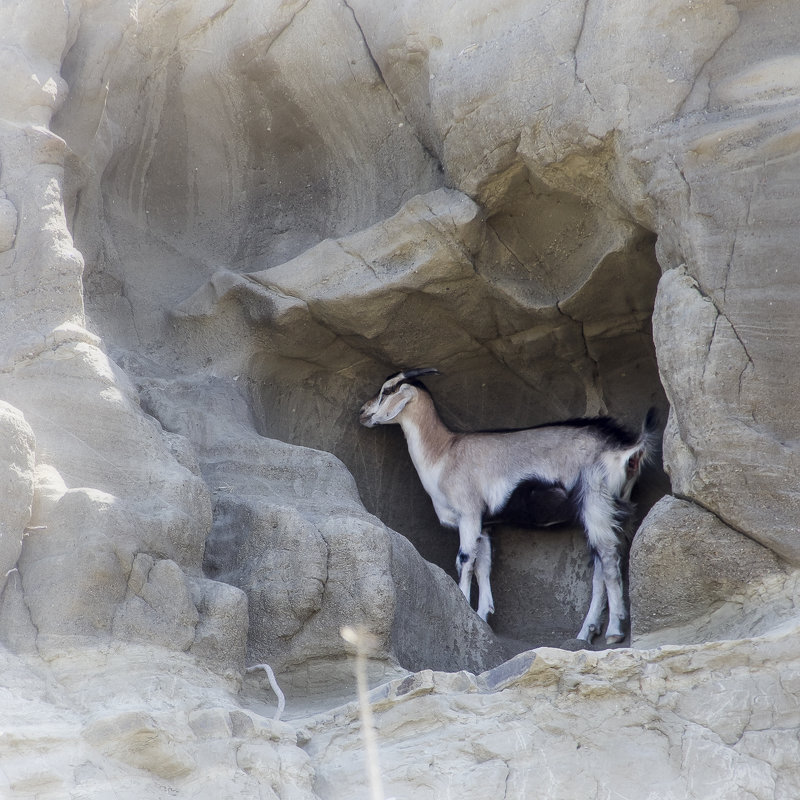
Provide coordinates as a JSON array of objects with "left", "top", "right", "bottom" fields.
[{"left": 2, "top": 0, "right": 800, "bottom": 797}]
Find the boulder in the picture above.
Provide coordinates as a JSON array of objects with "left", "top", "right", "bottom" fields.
[{"left": 631, "top": 496, "right": 793, "bottom": 646}]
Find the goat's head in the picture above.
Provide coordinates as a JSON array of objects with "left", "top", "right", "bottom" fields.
[{"left": 359, "top": 368, "right": 440, "bottom": 427}]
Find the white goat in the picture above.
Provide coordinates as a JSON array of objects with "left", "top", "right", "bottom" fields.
[{"left": 359, "top": 368, "right": 658, "bottom": 644}]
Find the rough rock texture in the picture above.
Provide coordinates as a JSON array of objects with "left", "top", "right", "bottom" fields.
[
  {"left": 305, "top": 631, "right": 800, "bottom": 800},
  {"left": 0, "top": 402, "right": 35, "bottom": 597},
  {"left": 0, "top": 644, "right": 318, "bottom": 799},
  {"left": 135, "top": 374, "right": 502, "bottom": 679},
  {"left": 2, "top": 0, "right": 800, "bottom": 797},
  {"left": 631, "top": 496, "right": 796, "bottom": 647}
]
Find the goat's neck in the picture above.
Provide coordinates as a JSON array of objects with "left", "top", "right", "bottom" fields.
[{"left": 397, "top": 393, "right": 453, "bottom": 472}]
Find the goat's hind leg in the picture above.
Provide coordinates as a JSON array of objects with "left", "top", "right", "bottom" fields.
[
  {"left": 577, "top": 552, "right": 606, "bottom": 642},
  {"left": 580, "top": 479, "right": 628, "bottom": 644},
  {"left": 599, "top": 546, "right": 626, "bottom": 644}
]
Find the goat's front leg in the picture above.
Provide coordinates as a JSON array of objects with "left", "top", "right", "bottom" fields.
[
  {"left": 474, "top": 529, "right": 494, "bottom": 620},
  {"left": 455, "top": 516, "right": 483, "bottom": 613}
]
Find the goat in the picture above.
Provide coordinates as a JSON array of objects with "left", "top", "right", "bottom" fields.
[{"left": 359, "top": 368, "right": 659, "bottom": 644}]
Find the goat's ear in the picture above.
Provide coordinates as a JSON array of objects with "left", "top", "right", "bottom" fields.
[{"left": 382, "top": 384, "right": 414, "bottom": 420}]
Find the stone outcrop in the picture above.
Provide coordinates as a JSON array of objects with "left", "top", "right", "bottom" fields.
[
  {"left": 305, "top": 631, "right": 800, "bottom": 800},
  {"left": 631, "top": 496, "right": 796, "bottom": 647},
  {"left": 2, "top": 0, "right": 800, "bottom": 797},
  {"left": 136, "top": 374, "right": 503, "bottom": 678}
]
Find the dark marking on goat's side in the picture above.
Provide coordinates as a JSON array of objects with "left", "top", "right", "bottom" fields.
[
  {"left": 458, "top": 550, "right": 470, "bottom": 563},
  {"left": 483, "top": 408, "right": 660, "bottom": 442},
  {"left": 556, "top": 408, "right": 660, "bottom": 450},
  {"left": 485, "top": 477, "right": 579, "bottom": 529}
]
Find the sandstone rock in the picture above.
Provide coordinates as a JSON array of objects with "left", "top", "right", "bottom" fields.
[
  {"left": 3, "top": 0, "right": 800, "bottom": 797},
  {"left": 188, "top": 576, "right": 249, "bottom": 674},
  {"left": 83, "top": 710, "right": 197, "bottom": 781},
  {"left": 0, "top": 403, "right": 35, "bottom": 596},
  {"left": 137, "top": 375, "right": 506, "bottom": 683},
  {"left": 0, "top": 333, "right": 236, "bottom": 665},
  {"left": 113, "top": 555, "right": 200, "bottom": 651},
  {"left": 305, "top": 630, "right": 800, "bottom": 800},
  {"left": 0, "top": 196, "right": 18, "bottom": 251},
  {"left": 632, "top": 496, "right": 799, "bottom": 647},
  {"left": 653, "top": 265, "right": 800, "bottom": 564},
  {"left": 0, "top": 643, "right": 319, "bottom": 799}
]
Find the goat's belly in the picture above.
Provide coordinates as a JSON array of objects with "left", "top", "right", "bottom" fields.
[{"left": 486, "top": 477, "right": 578, "bottom": 529}]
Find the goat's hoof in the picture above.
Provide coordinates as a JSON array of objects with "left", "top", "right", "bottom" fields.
[
  {"left": 577, "top": 624, "right": 599, "bottom": 644},
  {"left": 605, "top": 633, "right": 625, "bottom": 645}
]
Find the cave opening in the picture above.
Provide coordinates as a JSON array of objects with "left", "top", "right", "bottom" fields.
[{"left": 250, "top": 171, "right": 671, "bottom": 653}]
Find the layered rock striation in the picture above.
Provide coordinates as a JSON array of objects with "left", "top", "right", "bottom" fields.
[{"left": 2, "top": 0, "right": 800, "bottom": 797}]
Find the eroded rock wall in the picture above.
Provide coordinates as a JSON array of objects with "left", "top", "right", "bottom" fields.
[
  {"left": 2, "top": 0, "right": 800, "bottom": 798},
  {"left": 1, "top": 0, "right": 507, "bottom": 683}
]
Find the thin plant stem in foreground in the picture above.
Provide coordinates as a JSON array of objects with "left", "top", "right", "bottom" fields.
[{"left": 341, "top": 626, "right": 385, "bottom": 800}]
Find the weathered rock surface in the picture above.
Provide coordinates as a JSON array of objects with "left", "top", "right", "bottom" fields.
[
  {"left": 0, "top": 644, "right": 318, "bottom": 799},
  {"left": 305, "top": 628, "right": 800, "bottom": 800},
  {"left": 0, "top": 402, "right": 35, "bottom": 597},
  {"left": 2, "top": 0, "right": 800, "bottom": 797},
  {"left": 631, "top": 496, "right": 799, "bottom": 647},
  {"left": 135, "top": 373, "right": 504, "bottom": 681}
]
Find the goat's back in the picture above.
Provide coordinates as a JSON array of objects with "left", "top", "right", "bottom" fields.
[{"left": 451, "top": 420, "right": 630, "bottom": 484}]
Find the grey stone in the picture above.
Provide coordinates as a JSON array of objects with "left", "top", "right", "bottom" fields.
[
  {"left": 113, "top": 555, "right": 200, "bottom": 651},
  {"left": 0, "top": 402, "right": 35, "bottom": 597},
  {"left": 631, "top": 496, "right": 798, "bottom": 647},
  {"left": 0, "top": 197, "right": 18, "bottom": 252},
  {"left": 3, "top": 0, "right": 800, "bottom": 797},
  {"left": 138, "top": 376, "right": 506, "bottom": 683}
]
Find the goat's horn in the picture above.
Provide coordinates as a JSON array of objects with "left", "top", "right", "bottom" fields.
[{"left": 400, "top": 367, "right": 441, "bottom": 381}]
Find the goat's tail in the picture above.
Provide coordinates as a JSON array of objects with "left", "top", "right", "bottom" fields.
[
  {"left": 620, "top": 407, "right": 660, "bottom": 484},
  {"left": 639, "top": 407, "right": 661, "bottom": 465},
  {"left": 611, "top": 407, "right": 660, "bottom": 501}
]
